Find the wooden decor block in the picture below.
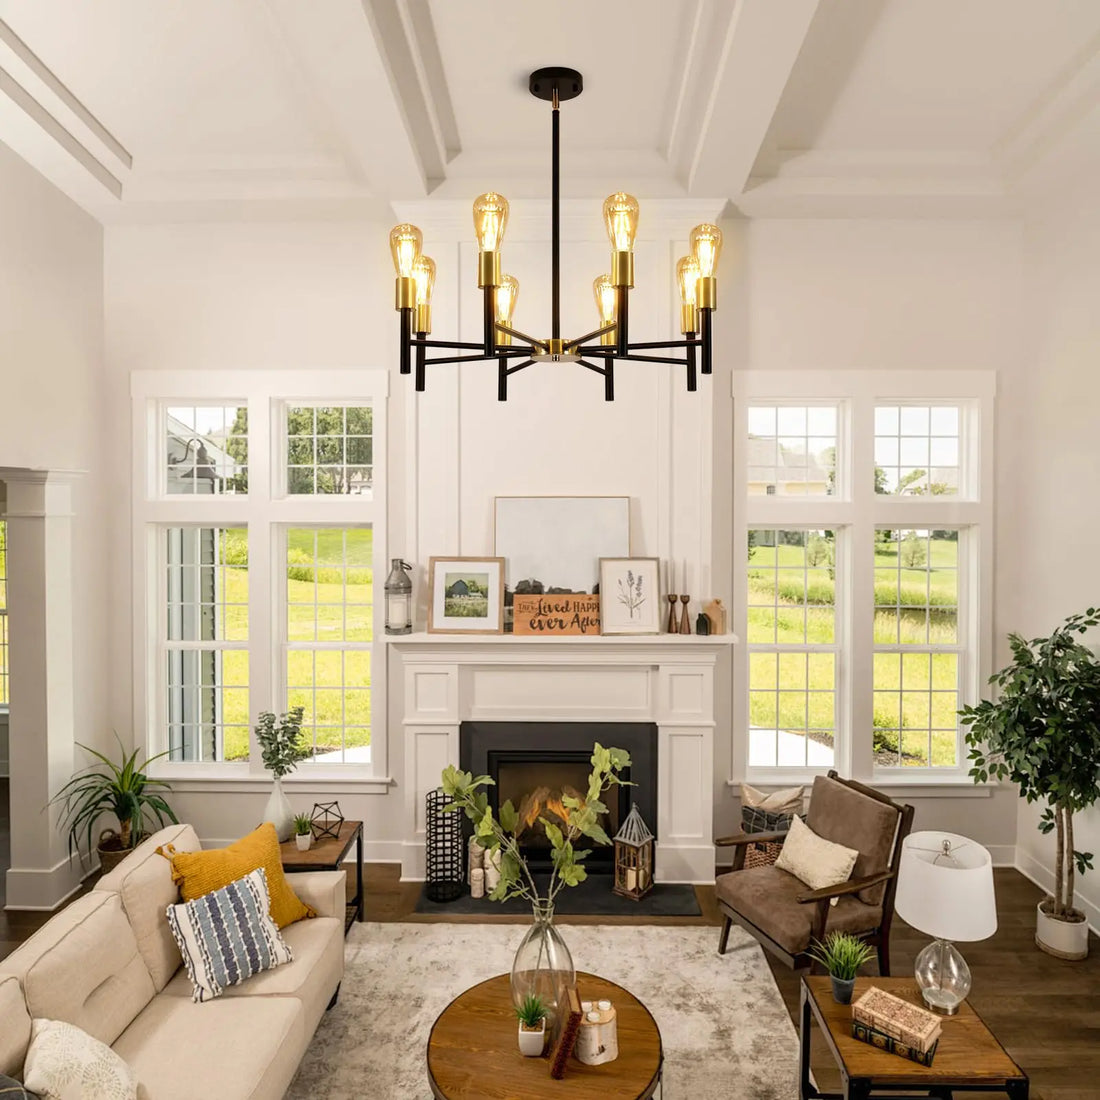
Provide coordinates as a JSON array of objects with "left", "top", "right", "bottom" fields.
[
  {"left": 703, "top": 598, "right": 728, "bottom": 635},
  {"left": 549, "top": 987, "right": 583, "bottom": 1079},
  {"left": 513, "top": 593, "right": 600, "bottom": 636}
]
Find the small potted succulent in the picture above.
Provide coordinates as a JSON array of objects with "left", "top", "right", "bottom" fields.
[
  {"left": 809, "top": 931, "right": 876, "bottom": 1005},
  {"left": 293, "top": 813, "right": 313, "bottom": 852},
  {"left": 515, "top": 994, "right": 548, "bottom": 1056}
]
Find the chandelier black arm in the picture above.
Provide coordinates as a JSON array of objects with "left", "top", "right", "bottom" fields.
[
  {"left": 566, "top": 323, "right": 617, "bottom": 349},
  {"left": 424, "top": 352, "right": 503, "bottom": 366},
  {"left": 410, "top": 338, "right": 487, "bottom": 350},
  {"left": 572, "top": 346, "right": 691, "bottom": 367},
  {"left": 577, "top": 359, "right": 615, "bottom": 401},
  {"left": 495, "top": 321, "right": 548, "bottom": 350}
]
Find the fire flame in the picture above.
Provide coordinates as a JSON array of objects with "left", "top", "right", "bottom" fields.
[{"left": 517, "top": 785, "right": 584, "bottom": 836}]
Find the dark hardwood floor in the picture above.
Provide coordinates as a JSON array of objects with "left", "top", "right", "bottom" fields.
[{"left": 2, "top": 793, "right": 1096, "bottom": 1099}]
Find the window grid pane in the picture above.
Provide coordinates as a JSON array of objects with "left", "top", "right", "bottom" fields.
[
  {"left": 285, "top": 527, "right": 373, "bottom": 763},
  {"left": 874, "top": 404, "right": 960, "bottom": 496},
  {"left": 287, "top": 406, "right": 373, "bottom": 497},
  {"left": 165, "top": 405, "right": 247, "bottom": 495},
  {"left": 747, "top": 405, "right": 837, "bottom": 497}
]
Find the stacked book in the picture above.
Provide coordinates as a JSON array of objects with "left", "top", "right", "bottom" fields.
[{"left": 850, "top": 987, "right": 942, "bottom": 1066}]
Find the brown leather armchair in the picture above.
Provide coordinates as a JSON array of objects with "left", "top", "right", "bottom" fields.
[{"left": 714, "top": 771, "right": 914, "bottom": 974}]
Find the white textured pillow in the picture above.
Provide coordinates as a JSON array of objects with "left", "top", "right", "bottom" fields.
[
  {"left": 22, "top": 1019, "right": 137, "bottom": 1100},
  {"left": 773, "top": 815, "right": 858, "bottom": 906}
]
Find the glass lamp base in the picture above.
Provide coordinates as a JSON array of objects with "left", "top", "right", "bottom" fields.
[{"left": 914, "top": 938, "right": 971, "bottom": 1015}]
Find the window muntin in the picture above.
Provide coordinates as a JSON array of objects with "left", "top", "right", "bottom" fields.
[
  {"left": 286, "top": 406, "right": 373, "bottom": 496},
  {"left": 747, "top": 405, "right": 837, "bottom": 497},
  {"left": 165, "top": 405, "right": 247, "bottom": 495},
  {"left": 0, "top": 520, "right": 8, "bottom": 707},
  {"left": 873, "top": 529, "right": 958, "bottom": 645},
  {"left": 163, "top": 526, "right": 249, "bottom": 762},
  {"left": 874, "top": 405, "right": 960, "bottom": 496},
  {"left": 284, "top": 528, "right": 372, "bottom": 763},
  {"left": 746, "top": 529, "right": 837, "bottom": 769}
]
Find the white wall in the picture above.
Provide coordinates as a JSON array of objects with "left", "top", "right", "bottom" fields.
[
  {"left": 1012, "top": 195, "right": 1100, "bottom": 929},
  {"left": 0, "top": 137, "right": 108, "bottom": 901}
]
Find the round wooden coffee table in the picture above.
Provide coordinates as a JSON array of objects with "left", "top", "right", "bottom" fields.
[{"left": 427, "top": 972, "right": 663, "bottom": 1099}]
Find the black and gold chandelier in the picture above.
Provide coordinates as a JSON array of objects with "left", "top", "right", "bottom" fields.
[{"left": 390, "top": 67, "right": 721, "bottom": 402}]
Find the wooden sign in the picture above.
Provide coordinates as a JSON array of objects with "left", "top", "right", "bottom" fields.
[{"left": 513, "top": 594, "right": 600, "bottom": 636}]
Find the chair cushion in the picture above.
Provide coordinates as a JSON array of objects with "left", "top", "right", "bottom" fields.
[
  {"left": 159, "top": 823, "right": 314, "bottom": 929},
  {"left": 715, "top": 865, "right": 883, "bottom": 956},
  {"left": 95, "top": 823, "right": 201, "bottom": 991},
  {"left": 806, "top": 774, "right": 901, "bottom": 905},
  {"left": 774, "top": 816, "right": 858, "bottom": 905},
  {"left": 0, "top": 974, "right": 31, "bottom": 1078}
]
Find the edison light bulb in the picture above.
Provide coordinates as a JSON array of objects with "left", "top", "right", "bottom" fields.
[
  {"left": 689, "top": 223, "right": 722, "bottom": 278},
  {"left": 495, "top": 274, "right": 519, "bottom": 326},
  {"left": 389, "top": 224, "right": 422, "bottom": 278},
  {"left": 412, "top": 255, "right": 436, "bottom": 306},
  {"left": 603, "top": 193, "right": 640, "bottom": 252},
  {"left": 676, "top": 256, "right": 700, "bottom": 307},
  {"left": 473, "top": 192, "right": 509, "bottom": 252},
  {"left": 593, "top": 274, "right": 616, "bottom": 325}
]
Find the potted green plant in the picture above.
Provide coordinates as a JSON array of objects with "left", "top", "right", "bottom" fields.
[
  {"left": 256, "top": 706, "right": 309, "bottom": 841},
  {"left": 515, "top": 994, "right": 549, "bottom": 1056},
  {"left": 441, "top": 743, "right": 630, "bottom": 1032},
  {"left": 50, "top": 736, "right": 178, "bottom": 873},
  {"left": 808, "top": 931, "right": 876, "bottom": 1004},
  {"left": 293, "top": 813, "right": 313, "bottom": 852},
  {"left": 960, "top": 607, "right": 1100, "bottom": 960}
]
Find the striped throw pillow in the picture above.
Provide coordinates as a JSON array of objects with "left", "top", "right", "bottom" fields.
[{"left": 165, "top": 868, "right": 293, "bottom": 1003}]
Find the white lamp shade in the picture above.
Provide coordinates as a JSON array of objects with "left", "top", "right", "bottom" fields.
[{"left": 895, "top": 831, "right": 997, "bottom": 942}]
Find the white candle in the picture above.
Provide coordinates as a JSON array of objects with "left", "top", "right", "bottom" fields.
[
  {"left": 682, "top": 558, "right": 689, "bottom": 595},
  {"left": 470, "top": 868, "right": 485, "bottom": 899},
  {"left": 598, "top": 1000, "right": 612, "bottom": 1012},
  {"left": 625, "top": 867, "right": 637, "bottom": 891}
]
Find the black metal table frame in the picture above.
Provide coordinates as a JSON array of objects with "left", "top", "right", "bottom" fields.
[
  {"left": 281, "top": 820, "right": 364, "bottom": 935},
  {"left": 799, "top": 982, "right": 1029, "bottom": 1100}
]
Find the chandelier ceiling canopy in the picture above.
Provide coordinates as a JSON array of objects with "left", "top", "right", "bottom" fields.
[{"left": 390, "top": 67, "right": 721, "bottom": 401}]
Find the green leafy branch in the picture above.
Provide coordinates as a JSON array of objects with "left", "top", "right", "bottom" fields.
[
  {"left": 256, "top": 706, "right": 310, "bottom": 778},
  {"left": 440, "top": 742, "right": 631, "bottom": 909}
]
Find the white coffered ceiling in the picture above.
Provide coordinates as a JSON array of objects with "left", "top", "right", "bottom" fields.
[{"left": 0, "top": 0, "right": 1097, "bottom": 222}]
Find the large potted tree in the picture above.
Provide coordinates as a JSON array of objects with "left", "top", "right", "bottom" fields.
[{"left": 960, "top": 607, "right": 1100, "bottom": 960}]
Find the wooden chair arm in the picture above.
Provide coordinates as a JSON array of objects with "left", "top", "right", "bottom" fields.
[
  {"left": 796, "top": 869, "right": 895, "bottom": 904},
  {"left": 715, "top": 830, "right": 788, "bottom": 848}
]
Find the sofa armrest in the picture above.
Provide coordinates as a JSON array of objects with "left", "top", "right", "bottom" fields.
[{"left": 287, "top": 870, "right": 347, "bottom": 920}]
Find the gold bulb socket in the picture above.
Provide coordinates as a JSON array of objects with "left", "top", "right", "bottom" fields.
[
  {"left": 478, "top": 250, "right": 501, "bottom": 288},
  {"left": 496, "top": 328, "right": 512, "bottom": 347},
  {"left": 395, "top": 276, "right": 417, "bottom": 311},
  {"left": 681, "top": 304, "right": 697, "bottom": 335},
  {"left": 611, "top": 250, "right": 634, "bottom": 288},
  {"left": 600, "top": 328, "right": 616, "bottom": 346},
  {"left": 415, "top": 304, "right": 432, "bottom": 334},
  {"left": 697, "top": 276, "right": 717, "bottom": 311}
]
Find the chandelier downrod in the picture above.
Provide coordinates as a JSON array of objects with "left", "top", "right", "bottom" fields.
[{"left": 390, "top": 66, "right": 721, "bottom": 401}]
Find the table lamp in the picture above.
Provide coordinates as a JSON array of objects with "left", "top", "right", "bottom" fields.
[{"left": 894, "top": 831, "right": 997, "bottom": 1015}]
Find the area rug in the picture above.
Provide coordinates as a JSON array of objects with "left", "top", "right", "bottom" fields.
[{"left": 286, "top": 922, "right": 799, "bottom": 1100}]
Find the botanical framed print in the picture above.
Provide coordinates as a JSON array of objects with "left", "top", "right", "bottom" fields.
[
  {"left": 599, "top": 557, "right": 661, "bottom": 635},
  {"left": 428, "top": 557, "right": 505, "bottom": 634}
]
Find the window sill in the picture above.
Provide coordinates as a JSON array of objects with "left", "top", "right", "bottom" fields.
[
  {"left": 729, "top": 774, "right": 996, "bottom": 798},
  {"left": 150, "top": 767, "right": 394, "bottom": 795}
]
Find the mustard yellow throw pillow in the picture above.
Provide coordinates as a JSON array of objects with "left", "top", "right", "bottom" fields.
[{"left": 159, "top": 823, "right": 315, "bottom": 929}]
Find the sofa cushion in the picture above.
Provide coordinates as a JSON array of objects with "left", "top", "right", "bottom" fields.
[
  {"left": 715, "top": 864, "right": 883, "bottom": 955},
  {"left": 22, "top": 1019, "right": 137, "bottom": 1100},
  {"left": 806, "top": 774, "right": 901, "bottom": 905},
  {"left": 166, "top": 869, "right": 294, "bottom": 1003},
  {"left": 0, "top": 893, "right": 154, "bottom": 1048},
  {"left": 0, "top": 974, "right": 31, "bottom": 1079},
  {"left": 95, "top": 824, "right": 201, "bottom": 992},
  {"left": 161, "top": 823, "right": 314, "bottom": 929},
  {"left": 112, "top": 992, "right": 304, "bottom": 1100}
]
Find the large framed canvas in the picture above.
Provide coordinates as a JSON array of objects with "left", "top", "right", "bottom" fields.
[
  {"left": 494, "top": 496, "right": 630, "bottom": 595},
  {"left": 428, "top": 557, "right": 505, "bottom": 634},
  {"left": 599, "top": 557, "right": 661, "bottom": 635}
]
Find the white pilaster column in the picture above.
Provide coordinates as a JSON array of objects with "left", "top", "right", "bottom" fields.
[{"left": 3, "top": 470, "right": 85, "bottom": 909}]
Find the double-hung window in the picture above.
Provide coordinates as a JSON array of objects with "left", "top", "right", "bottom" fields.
[
  {"left": 734, "top": 372, "right": 993, "bottom": 784},
  {"left": 133, "top": 372, "right": 389, "bottom": 781}
]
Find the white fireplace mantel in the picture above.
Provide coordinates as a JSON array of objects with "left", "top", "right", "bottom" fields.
[{"left": 389, "top": 633, "right": 736, "bottom": 884}]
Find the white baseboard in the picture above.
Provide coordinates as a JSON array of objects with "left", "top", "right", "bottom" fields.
[
  {"left": 1015, "top": 848, "right": 1100, "bottom": 938},
  {"left": 4, "top": 857, "right": 87, "bottom": 911},
  {"left": 986, "top": 844, "right": 1017, "bottom": 867}
]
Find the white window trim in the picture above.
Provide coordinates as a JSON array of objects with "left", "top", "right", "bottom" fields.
[
  {"left": 131, "top": 370, "right": 392, "bottom": 790},
  {"left": 731, "top": 370, "right": 995, "bottom": 789}
]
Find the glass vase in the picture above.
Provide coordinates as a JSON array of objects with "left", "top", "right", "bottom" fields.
[{"left": 510, "top": 903, "right": 575, "bottom": 1034}]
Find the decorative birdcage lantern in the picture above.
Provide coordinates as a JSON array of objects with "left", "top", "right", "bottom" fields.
[
  {"left": 612, "top": 804, "right": 654, "bottom": 901},
  {"left": 310, "top": 801, "right": 344, "bottom": 840}
]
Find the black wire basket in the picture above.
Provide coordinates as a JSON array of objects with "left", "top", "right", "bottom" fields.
[{"left": 425, "top": 787, "right": 464, "bottom": 903}]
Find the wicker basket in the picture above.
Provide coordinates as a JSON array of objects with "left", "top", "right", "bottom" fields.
[{"left": 740, "top": 806, "right": 802, "bottom": 869}]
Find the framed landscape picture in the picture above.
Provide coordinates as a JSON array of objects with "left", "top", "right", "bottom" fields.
[
  {"left": 599, "top": 557, "right": 661, "bottom": 635},
  {"left": 494, "top": 496, "right": 630, "bottom": 594},
  {"left": 428, "top": 557, "right": 505, "bottom": 634}
]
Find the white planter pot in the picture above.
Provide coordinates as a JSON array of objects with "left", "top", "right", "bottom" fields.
[
  {"left": 262, "top": 778, "right": 295, "bottom": 842},
  {"left": 295, "top": 833, "right": 312, "bottom": 852},
  {"left": 517, "top": 1022, "right": 545, "bottom": 1057},
  {"left": 1036, "top": 901, "right": 1089, "bottom": 960}
]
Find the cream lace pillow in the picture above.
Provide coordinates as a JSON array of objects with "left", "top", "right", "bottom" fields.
[
  {"left": 773, "top": 815, "right": 858, "bottom": 906},
  {"left": 22, "top": 1019, "right": 137, "bottom": 1100}
]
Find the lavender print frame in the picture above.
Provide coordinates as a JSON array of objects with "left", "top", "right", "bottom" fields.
[{"left": 598, "top": 557, "right": 661, "bottom": 635}]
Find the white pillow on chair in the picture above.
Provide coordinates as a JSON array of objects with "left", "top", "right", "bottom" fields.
[{"left": 773, "top": 815, "right": 859, "bottom": 907}]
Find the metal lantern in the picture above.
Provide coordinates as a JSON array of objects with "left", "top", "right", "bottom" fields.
[
  {"left": 612, "top": 804, "right": 654, "bottom": 901},
  {"left": 310, "top": 801, "right": 344, "bottom": 840},
  {"left": 384, "top": 558, "right": 413, "bottom": 635},
  {"left": 425, "top": 787, "right": 464, "bottom": 903}
]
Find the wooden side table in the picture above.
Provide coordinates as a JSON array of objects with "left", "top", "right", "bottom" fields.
[
  {"left": 427, "top": 972, "right": 662, "bottom": 1099},
  {"left": 800, "top": 976, "right": 1028, "bottom": 1099},
  {"left": 279, "top": 819, "right": 363, "bottom": 934}
]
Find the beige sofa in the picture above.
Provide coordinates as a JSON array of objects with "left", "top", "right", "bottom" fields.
[{"left": 0, "top": 823, "right": 346, "bottom": 1099}]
